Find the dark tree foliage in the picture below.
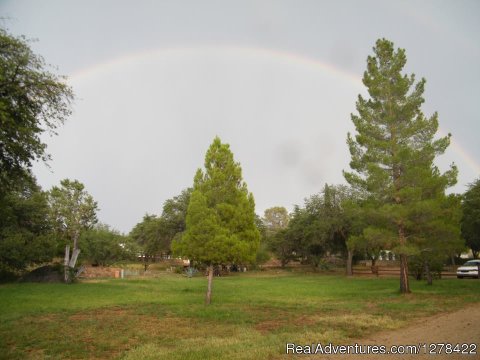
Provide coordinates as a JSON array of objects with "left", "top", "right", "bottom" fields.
[
  {"left": 253, "top": 213, "right": 270, "bottom": 266},
  {"left": 79, "top": 224, "right": 134, "bottom": 266},
  {"left": 0, "top": 28, "right": 73, "bottom": 193},
  {"left": 268, "top": 228, "right": 296, "bottom": 267},
  {"left": 160, "top": 187, "right": 192, "bottom": 246},
  {"left": 462, "top": 178, "right": 480, "bottom": 258},
  {"left": 0, "top": 177, "right": 55, "bottom": 277},
  {"left": 129, "top": 188, "right": 192, "bottom": 269},
  {"left": 274, "top": 184, "right": 356, "bottom": 269},
  {"left": 290, "top": 202, "right": 327, "bottom": 268},
  {"left": 129, "top": 214, "right": 164, "bottom": 270}
]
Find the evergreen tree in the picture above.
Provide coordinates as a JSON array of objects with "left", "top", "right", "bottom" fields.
[
  {"left": 461, "top": 178, "right": 480, "bottom": 258},
  {"left": 172, "top": 137, "right": 259, "bottom": 304},
  {"left": 344, "top": 39, "right": 458, "bottom": 293}
]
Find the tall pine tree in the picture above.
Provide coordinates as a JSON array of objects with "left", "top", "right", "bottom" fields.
[
  {"left": 344, "top": 39, "right": 459, "bottom": 293},
  {"left": 172, "top": 137, "right": 259, "bottom": 304}
]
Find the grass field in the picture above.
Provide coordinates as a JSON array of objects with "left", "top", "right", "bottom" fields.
[{"left": 0, "top": 272, "right": 479, "bottom": 359}]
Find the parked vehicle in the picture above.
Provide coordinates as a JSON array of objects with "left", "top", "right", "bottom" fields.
[{"left": 456, "top": 259, "right": 480, "bottom": 279}]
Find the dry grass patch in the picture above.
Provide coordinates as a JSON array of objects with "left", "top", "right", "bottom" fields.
[{"left": 2, "top": 306, "right": 244, "bottom": 359}]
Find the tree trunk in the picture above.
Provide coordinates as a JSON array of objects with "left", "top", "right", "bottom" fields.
[
  {"left": 424, "top": 260, "right": 432, "bottom": 285},
  {"left": 205, "top": 265, "right": 214, "bottom": 305},
  {"left": 346, "top": 249, "right": 353, "bottom": 276},
  {"left": 64, "top": 245, "right": 70, "bottom": 283},
  {"left": 72, "top": 230, "right": 79, "bottom": 252},
  {"left": 69, "top": 248, "right": 80, "bottom": 268},
  {"left": 399, "top": 254, "right": 410, "bottom": 293},
  {"left": 398, "top": 223, "right": 411, "bottom": 293}
]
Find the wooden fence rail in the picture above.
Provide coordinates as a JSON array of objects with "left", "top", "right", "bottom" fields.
[{"left": 352, "top": 266, "right": 457, "bottom": 278}]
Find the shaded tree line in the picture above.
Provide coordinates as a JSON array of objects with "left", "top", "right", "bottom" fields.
[
  {"left": 129, "top": 188, "right": 192, "bottom": 270},
  {"left": 266, "top": 185, "right": 355, "bottom": 269},
  {"left": 265, "top": 180, "right": 468, "bottom": 287}
]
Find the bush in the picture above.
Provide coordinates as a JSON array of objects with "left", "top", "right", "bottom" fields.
[{"left": 410, "top": 255, "right": 444, "bottom": 280}]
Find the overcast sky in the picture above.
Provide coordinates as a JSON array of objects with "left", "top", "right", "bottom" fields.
[{"left": 1, "top": 0, "right": 479, "bottom": 233}]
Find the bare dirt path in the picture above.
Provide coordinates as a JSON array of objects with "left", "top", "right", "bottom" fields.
[{"left": 317, "top": 303, "right": 480, "bottom": 360}]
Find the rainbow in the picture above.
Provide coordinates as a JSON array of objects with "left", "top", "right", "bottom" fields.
[
  {"left": 69, "top": 46, "right": 364, "bottom": 86},
  {"left": 68, "top": 45, "right": 480, "bottom": 176}
]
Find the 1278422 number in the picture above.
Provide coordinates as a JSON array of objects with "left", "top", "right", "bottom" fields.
[{"left": 427, "top": 343, "right": 477, "bottom": 355}]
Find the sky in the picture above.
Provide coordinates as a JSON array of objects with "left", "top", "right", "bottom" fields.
[{"left": 1, "top": 0, "right": 479, "bottom": 233}]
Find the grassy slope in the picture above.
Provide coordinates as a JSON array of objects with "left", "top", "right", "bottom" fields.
[{"left": 0, "top": 272, "right": 478, "bottom": 359}]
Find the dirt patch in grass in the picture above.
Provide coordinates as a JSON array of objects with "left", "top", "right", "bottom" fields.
[
  {"left": 68, "top": 307, "right": 129, "bottom": 321},
  {"left": 255, "top": 314, "right": 319, "bottom": 333},
  {"left": 255, "top": 319, "right": 285, "bottom": 333}
]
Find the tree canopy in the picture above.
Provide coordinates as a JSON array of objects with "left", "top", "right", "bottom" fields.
[{"left": 0, "top": 28, "right": 73, "bottom": 194}]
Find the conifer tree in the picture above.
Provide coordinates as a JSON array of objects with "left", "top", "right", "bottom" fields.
[
  {"left": 462, "top": 178, "right": 480, "bottom": 258},
  {"left": 344, "top": 39, "right": 459, "bottom": 293},
  {"left": 172, "top": 137, "right": 259, "bottom": 304}
]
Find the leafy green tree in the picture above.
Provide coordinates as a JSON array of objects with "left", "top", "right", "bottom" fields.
[
  {"left": 318, "top": 184, "right": 357, "bottom": 257},
  {"left": 172, "top": 137, "right": 260, "bottom": 304},
  {"left": 262, "top": 207, "right": 290, "bottom": 267},
  {"left": 254, "top": 213, "right": 267, "bottom": 241},
  {"left": 0, "top": 177, "right": 55, "bottom": 278},
  {"left": 252, "top": 213, "right": 270, "bottom": 267},
  {"left": 410, "top": 194, "right": 463, "bottom": 284},
  {"left": 268, "top": 228, "right": 296, "bottom": 267},
  {"left": 462, "top": 178, "right": 480, "bottom": 258},
  {"left": 344, "top": 39, "right": 458, "bottom": 293},
  {"left": 343, "top": 192, "right": 370, "bottom": 275},
  {"left": 160, "top": 187, "right": 192, "bottom": 252},
  {"left": 79, "top": 224, "right": 132, "bottom": 266},
  {"left": 263, "top": 207, "right": 290, "bottom": 237},
  {"left": 129, "top": 214, "right": 165, "bottom": 270},
  {"left": 273, "top": 185, "right": 357, "bottom": 270},
  {"left": 130, "top": 189, "right": 192, "bottom": 270},
  {"left": 287, "top": 203, "right": 326, "bottom": 268},
  {"left": 47, "top": 179, "right": 98, "bottom": 282},
  {"left": 347, "top": 229, "right": 388, "bottom": 268},
  {"left": 0, "top": 28, "right": 73, "bottom": 194}
]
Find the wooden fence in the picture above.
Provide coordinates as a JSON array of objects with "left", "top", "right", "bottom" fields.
[{"left": 352, "top": 265, "right": 457, "bottom": 278}]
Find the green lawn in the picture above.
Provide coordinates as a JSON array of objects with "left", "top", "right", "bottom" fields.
[{"left": 0, "top": 272, "right": 478, "bottom": 359}]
